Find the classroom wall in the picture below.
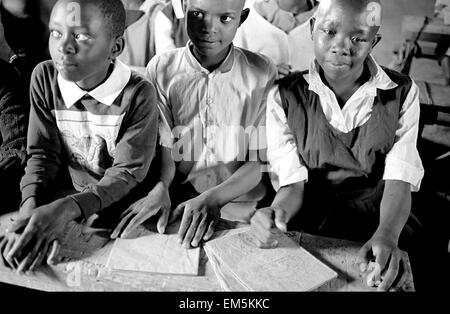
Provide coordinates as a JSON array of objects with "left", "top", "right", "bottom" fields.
[{"left": 373, "top": 0, "right": 435, "bottom": 66}]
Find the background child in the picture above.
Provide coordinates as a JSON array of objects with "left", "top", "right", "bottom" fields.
[
  {"left": 0, "top": 58, "right": 29, "bottom": 212},
  {"left": 234, "top": 0, "right": 318, "bottom": 77},
  {"left": 117, "top": 0, "right": 189, "bottom": 74},
  {"left": 118, "top": 0, "right": 164, "bottom": 75},
  {"left": 252, "top": 0, "right": 434, "bottom": 291},
  {"left": 153, "top": 0, "right": 189, "bottom": 55},
  {"left": 0, "top": 0, "right": 158, "bottom": 274},
  {"left": 112, "top": 0, "right": 277, "bottom": 248}
]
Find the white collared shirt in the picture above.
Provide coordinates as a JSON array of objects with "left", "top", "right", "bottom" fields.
[
  {"left": 267, "top": 55, "right": 425, "bottom": 191},
  {"left": 233, "top": 0, "right": 316, "bottom": 72},
  {"left": 146, "top": 42, "right": 276, "bottom": 194},
  {"left": 57, "top": 59, "right": 131, "bottom": 108}
]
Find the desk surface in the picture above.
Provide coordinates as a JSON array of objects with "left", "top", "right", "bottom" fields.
[
  {"left": 0, "top": 212, "right": 414, "bottom": 292},
  {"left": 402, "top": 15, "right": 450, "bottom": 37}
]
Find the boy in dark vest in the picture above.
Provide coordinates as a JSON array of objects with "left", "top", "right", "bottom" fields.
[{"left": 251, "top": 0, "right": 431, "bottom": 291}]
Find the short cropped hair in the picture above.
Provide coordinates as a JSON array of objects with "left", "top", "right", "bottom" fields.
[{"left": 92, "top": 0, "right": 126, "bottom": 38}]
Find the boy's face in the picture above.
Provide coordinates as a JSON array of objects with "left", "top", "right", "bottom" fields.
[
  {"left": 311, "top": 1, "right": 381, "bottom": 82},
  {"left": 49, "top": 0, "right": 122, "bottom": 90},
  {"left": 185, "top": 0, "right": 246, "bottom": 62}
]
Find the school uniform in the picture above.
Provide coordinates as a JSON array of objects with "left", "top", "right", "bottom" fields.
[
  {"left": 233, "top": 0, "right": 317, "bottom": 72},
  {"left": 153, "top": 2, "right": 189, "bottom": 55},
  {"left": 266, "top": 55, "right": 424, "bottom": 240},
  {"left": 21, "top": 60, "right": 158, "bottom": 220},
  {"left": 118, "top": 0, "right": 163, "bottom": 75},
  {"left": 146, "top": 42, "right": 276, "bottom": 220}
]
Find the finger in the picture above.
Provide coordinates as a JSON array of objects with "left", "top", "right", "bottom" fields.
[
  {"left": 278, "top": 67, "right": 291, "bottom": 76},
  {"left": 0, "top": 237, "right": 9, "bottom": 268},
  {"left": 157, "top": 206, "right": 171, "bottom": 234},
  {"left": 251, "top": 218, "right": 275, "bottom": 244},
  {"left": 17, "top": 237, "right": 44, "bottom": 274},
  {"left": 121, "top": 206, "right": 161, "bottom": 238},
  {"left": 177, "top": 205, "right": 192, "bottom": 243},
  {"left": 46, "top": 240, "right": 61, "bottom": 265},
  {"left": 5, "top": 217, "right": 29, "bottom": 234},
  {"left": 249, "top": 225, "right": 278, "bottom": 249},
  {"left": 365, "top": 261, "right": 381, "bottom": 287},
  {"left": 118, "top": 206, "right": 135, "bottom": 220},
  {"left": 357, "top": 242, "right": 373, "bottom": 273},
  {"left": 182, "top": 213, "right": 202, "bottom": 248},
  {"left": 277, "top": 64, "right": 291, "bottom": 75},
  {"left": 110, "top": 210, "right": 135, "bottom": 239},
  {"left": 253, "top": 235, "right": 277, "bottom": 249},
  {"left": 378, "top": 254, "right": 399, "bottom": 291},
  {"left": 251, "top": 209, "right": 274, "bottom": 230},
  {"left": 203, "top": 219, "right": 218, "bottom": 242},
  {"left": 191, "top": 215, "right": 208, "bottom": 248},
  {"left": 170, "top": 203, "right": 186, "bottom": 224},
  {"left": 5, "top": 224, "right": 37, "bottom": 266},
  {"left": 391, "top": 255, "right": 411, "bottom": 292},
  {"left": 274, "top": 209, "right": 288, "bottom": 232},
  {"left": 2, "top": 236, "right": 17, "bottom": 269},
  {"left": 374, "top": 246, "right": 390, "bottom": 275},
  {"left": 29, "top": 241, "right": 48, "bottom": 272}
]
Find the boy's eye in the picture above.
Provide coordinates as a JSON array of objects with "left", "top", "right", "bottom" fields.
[
  {"left": 191, "top": 11, "right": 204, "bottom": 18},
  {"left": 50, "top": 30, "right": 62, "bottom": 39},
  {"left": 322, "top": 29, "right": 335, "bottom": 36},
  {"left": 351, "top": 36, "right": 367, "bottom": 43},
  {"left": 220, "top": 16, "right": 233, "bottom": 23},
  {"left": 75, "top": 33, "right": 90, "bottom": 41}
]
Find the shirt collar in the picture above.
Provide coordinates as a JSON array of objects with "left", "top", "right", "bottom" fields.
[
  {"left": 57, "top": 59, "right": 131, "bottom": 109},
  {"left": 139, "top": 0, "right": 154, "bottom": 12},
  {"left": 184, "top": 41, "right": 235, "bottom": 74},
  {"left": 308, "top": 54, "right": 398, "bottom": 97}
]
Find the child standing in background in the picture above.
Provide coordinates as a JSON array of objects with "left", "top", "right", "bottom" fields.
[
  {"left": 234, "top": 0, "right": 319, "bottom": 77},
  {"left": 118, "top": 0, "right": 189, "bottom": 74}
]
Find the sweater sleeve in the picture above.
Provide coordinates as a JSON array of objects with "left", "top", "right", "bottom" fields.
[
  {"left": 71, "top": 79, "right": 159, "bottom": 219},
  {"left": 20, "top": 63, "right": 63, "bottom": 206}
]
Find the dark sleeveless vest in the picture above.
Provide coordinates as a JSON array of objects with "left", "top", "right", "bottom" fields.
[{"left": 278, "top": 67, "right": 413, "bottom": 203}]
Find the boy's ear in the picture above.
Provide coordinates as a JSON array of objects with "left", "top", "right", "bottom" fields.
[
  {"left": 239, "top": 8, "right": 250, "bottom": 26},
  {"left": 310, "top": 17, "right": 316, "bottom": 38},
  {"left": 110, "top": 36, "right": 125, "bottom": 60},
  {"left": 371, "top": 34, "right": 382, "bottom": 50}
]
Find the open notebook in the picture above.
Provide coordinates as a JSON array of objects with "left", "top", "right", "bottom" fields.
[{"left": 204, "top": 227, "right": 338, "bottom": 291}]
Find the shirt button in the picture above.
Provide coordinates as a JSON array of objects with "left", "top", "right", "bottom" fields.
[{"left": 206, "top": 97, "right": 213, "bottom": 105}]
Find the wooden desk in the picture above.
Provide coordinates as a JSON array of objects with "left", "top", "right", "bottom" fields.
[
  {"left": 402, "top": 15, "right": 450, "bottom": 43},
  {"left": 0, "top": 212, "right": 415, "bottom": 292}
]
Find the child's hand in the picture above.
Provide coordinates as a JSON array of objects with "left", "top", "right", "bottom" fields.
[
  {"left": 0, "top": 203, "right": 36, "bottom": 270},
  {"left": 358, "top": 233, "right": 411, "bottom": 292},
  {"left": 111, "top": 182, "right": 171, "bottom": 239},
  {"left": 277, "top": 64, "right": 292, "bottom": 79},
  {"left": 170, "top": 192, "right": 221, "bottom": 249},
  {"left": 250, "top": 207, "right": 288, "bottom": 249},
  {"left": 3, "top": 197, "right": 81, "bottom": 274},
  {"left": 19, "top": 197, "right": 37, "bottom": 218},
  {"left": 0, "top": 232, "right": 22, "bottom": 269}
]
